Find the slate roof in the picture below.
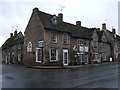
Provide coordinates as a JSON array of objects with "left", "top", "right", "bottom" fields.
[
  {"left": 96, "top": 30, "right": 104, "bottom": 42},
  {"left": 2, "top": 32, "right": 24, "bottom": 50},
  {"left": 104, "top": 30, "right": 114, "bottom": 43},
  {"left": 116, "top": 35, "right": 120, "bottom": 43},
  {"left": 35, "top": 8, "right": 94, "bottom": 40}
]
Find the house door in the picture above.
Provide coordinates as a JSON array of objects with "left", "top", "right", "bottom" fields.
[
  {"left": 63, "top": 49, "right": 68, "bottom": 66},
  {"left": 36, "top": 48, "right": 43, "bottom": 63},
  {"left": 84, "top": 54, "right": 88, "bottom": 64}
]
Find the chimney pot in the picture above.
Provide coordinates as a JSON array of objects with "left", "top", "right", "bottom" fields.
[
  {"left": 58, "top": 13, "right": 63, "bottom": 21},
  {"left": 33, "top": 7, "right": 39, "bottom": 12},
  {"left": 112, "top": 28, "right": 116, "bottom": 34},
  {"left": 76, "top": 21, "right": 81, "bottom": 26},
  {"left": 10, "top": 33, "right": 13, "bottom": 38},
  {"left": 102, "top": 23, "right": 106, "bottom": 31},
  {"left": 14, "top": 30, "right": 17, "bottom": 35}
]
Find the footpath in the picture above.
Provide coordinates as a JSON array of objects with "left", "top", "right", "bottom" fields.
[{"left": 28, "top": 61, "right": 118, "bottom": 69}]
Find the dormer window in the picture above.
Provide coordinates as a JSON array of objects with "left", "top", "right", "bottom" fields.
[{"left": 51, "top": 15, "right": 57, "bottom": 25}]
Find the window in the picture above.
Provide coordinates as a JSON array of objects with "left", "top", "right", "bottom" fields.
[
  {"left": 18, "top": 54, "right": 21, "bottom": 61},
  {"left": 51, "top": 32, "right": 57, "bottom": 43},
  {"left": 18, "top": 44, "right": 22, "bottom": 49},
  {"left": 102, "top": 53, "right": 106, "bottom": 61},
  {"left": 77, "top": 39, "right": 85, "bottom": 45},
  {"left": 63, "top": 33, "right": 68, "bottom": 44},
  {"left": 93, "top": 53, "right": 98, "bottom": 61},
  {"left": 51, "top": 15, "right": 57, "bottom": 25},
  {"left": 50, "top": 48, "right": 58, "bottom": 62}
]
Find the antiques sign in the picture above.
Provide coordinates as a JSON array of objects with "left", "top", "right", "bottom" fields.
[{"left": 38, "top": 41, "right": 44, "bottom": 47}]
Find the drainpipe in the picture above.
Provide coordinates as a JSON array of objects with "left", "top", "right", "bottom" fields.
[{"left": 89, "top": 40, "right": 91, "bottom": 64}]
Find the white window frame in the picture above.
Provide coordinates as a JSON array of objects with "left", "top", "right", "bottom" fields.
[
  {"left": 51, "top": 31, "right": 57, "bottom": 43},
  {"left": 63, "top": 33, "right": 68, "bottom": 44},
  {"left": 63, "top": 49, "right": 68, "bottom": 66},
  {"left": 102, "top": 53, "right": 107, "bottom": 61},
  {"left": 77, "top": 39, "right": 84, "bottom": 46},
  {"left": 36, "top": 48, "right": 42, "bottom": 63},
  {"left": 49, "top": 48, "right": 58, "bottom": 62},
  {"left": 93, "top": 53, "right": 98, "bottom": 61},
  {"left": 18, "top": 54, "right": 21, "bottom": 61}
]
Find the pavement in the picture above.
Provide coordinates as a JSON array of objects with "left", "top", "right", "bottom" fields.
[{"left": 27, "top": 61, "right": 118, "bottom": 69}]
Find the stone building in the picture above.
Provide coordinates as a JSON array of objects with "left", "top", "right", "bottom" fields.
[
  {"left": 2, "top": 30, "right": 24, "bottom": 64},
  {"left": 24, "top": 7, "right": 118, "bottom": 66},
  {"left": 24, "top": 8, "right": 94, "bottom": 66},
  {"left": 2, "top": 7, "right": 120, "bottom": 66}
]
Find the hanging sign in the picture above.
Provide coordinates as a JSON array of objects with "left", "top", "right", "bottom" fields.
[{"left": 38, "top": 41, "right": 44, "bottom": 48}]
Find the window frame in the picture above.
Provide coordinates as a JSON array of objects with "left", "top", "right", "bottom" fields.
[
  {"left": 77, "top": 39, "right": 84, "bottom": 46},
  {"left": 51, "top": 31, "right": 57, "bottom": 43},
  {"left": 93, "top": 53, "right": 98, "bottom": 61},
  {"left": 18, "top": 54, "right": 21, "bottom": 61},
  {"left": 49, "top": 48, "right": 58, "bottom": 62},
  {"left": 18, "top": 44, "right": 22, "bottom": 49},
  {"left": 63, "top": 33, "right": 68, "bottom": 44}
]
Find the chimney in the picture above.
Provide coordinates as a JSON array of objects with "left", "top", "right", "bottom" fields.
[
  {"left": 102, "top": 23, "right": 106, "bottom": 31},
  {"left": 112, "top": 28, "right": 116, "bottom": 34},
  {"left": 14, "top": 29, "right": 17, "bottom": 35},
  {"left": 76, "top": 21, "right": 81, "bottom": 26},
  {"left": 33, "top": 7, "right": 39, "bottom": 12},
  {"left": 58, "top": 13, "right": 63, "bottom": 21},
  {"left": 10, "top": 33, "right": 13, "bottom": 38}
]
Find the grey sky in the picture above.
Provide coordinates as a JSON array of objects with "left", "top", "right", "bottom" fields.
[{"left": 0, "top": 0, "right": 119, "bottom": 46}]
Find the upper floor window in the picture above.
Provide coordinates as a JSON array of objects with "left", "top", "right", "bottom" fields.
[
  {"left": 93, "top": 41, "right": 98, "bottom": 48},
  {"left": 77, "top": 39, "right": 85, "bottom": 45},
  {"left": 63, "top": 33, "right": 68, "bottom": 44},
  {"left": 51, "top": 31, "right": 57, "bottom": 43},
  {"left": 18, "top": 44, "right": 22, "bottom": 49}
]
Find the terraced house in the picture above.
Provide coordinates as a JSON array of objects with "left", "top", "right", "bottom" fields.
[
  {"left": 23, "top": 7, "right": 120, "bottom": 66},
  {"left": 2, "top": 31, "right": 24, "bottom": 64}
]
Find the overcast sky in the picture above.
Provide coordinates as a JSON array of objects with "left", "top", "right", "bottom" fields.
[{"left": 0, "top": 0, "right": 119, "bottom": 46}]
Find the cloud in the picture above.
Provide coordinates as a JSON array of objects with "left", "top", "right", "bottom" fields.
[{"left": 0, "top": 0, "right": 118, "bottom": 46}]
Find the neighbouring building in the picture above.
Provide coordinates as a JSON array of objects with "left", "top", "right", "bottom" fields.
[{"left": 2, "top": 30, "right": 24, "bottom": 64}]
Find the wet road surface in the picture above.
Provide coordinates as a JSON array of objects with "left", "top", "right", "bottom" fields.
[{"left": 2, "top": 62, "right": 119, "bottom": 88}]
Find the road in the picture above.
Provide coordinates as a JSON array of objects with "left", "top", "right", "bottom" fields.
[{"left": 2, "top": 62, "right": 119, "bottom": 88}]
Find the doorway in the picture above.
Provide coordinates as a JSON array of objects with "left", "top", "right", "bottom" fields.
[{"left": 63, "top": 49, "right": 68, "bottom": 66}]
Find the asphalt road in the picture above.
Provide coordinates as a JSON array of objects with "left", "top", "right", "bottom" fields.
[{"left": 2, "top": 62, "right": 119, "bottom": 88}]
